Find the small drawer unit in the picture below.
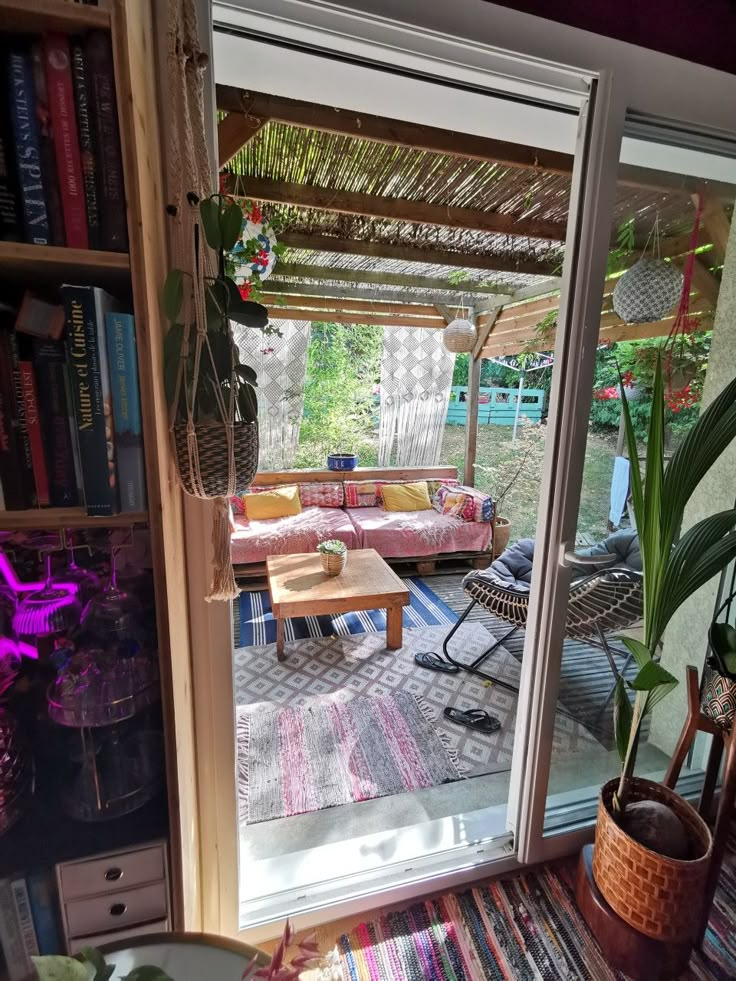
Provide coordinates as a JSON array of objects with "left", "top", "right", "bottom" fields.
[{"left": 56, "top": 841, "right": 170, "bottom": 951}]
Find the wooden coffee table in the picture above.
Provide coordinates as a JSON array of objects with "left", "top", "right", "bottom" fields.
[{"left": 266, "top": 548, "right": 410, "bottom": 661}]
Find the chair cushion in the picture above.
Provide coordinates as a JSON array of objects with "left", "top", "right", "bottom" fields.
[
  {"left": 382, "top": 481, "right": 432, "bottom": 512},
  {"left": 231, "top": 507, "right": 359, "bottom": 565},
  {"left": 244, "top": 484, "right": 301, "bottom": 520},
  {"left": 348, "top": 507, "right": 492, "bottom": 558},
  {"left": 572, "top": 529, "right": 641, "bottom": 573}
]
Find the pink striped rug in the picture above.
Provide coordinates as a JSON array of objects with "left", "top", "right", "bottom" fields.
[{"left": 237, "top": 692, "right": 463, "bottom": 825}]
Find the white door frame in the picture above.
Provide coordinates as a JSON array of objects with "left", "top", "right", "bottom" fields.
[{"left": 185, "top": 0, "right": 736, "bottom": 938}]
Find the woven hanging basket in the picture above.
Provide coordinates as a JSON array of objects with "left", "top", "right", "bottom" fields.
[
  {"left": 592, "top": 777, "right": 712, "bottom": 943},
  {"left": 612, "top": 258, "right": 683, "bottom": 324},
  {"left": 173, "top": 420, "right": 259, "bottom": 498},
  {"left": 442, "top": 318, "right": 476, "bottom": 353}
]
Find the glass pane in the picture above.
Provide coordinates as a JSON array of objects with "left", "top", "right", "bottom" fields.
[{"left": 542, "top": 119, "right": 736, "bottom": 835}]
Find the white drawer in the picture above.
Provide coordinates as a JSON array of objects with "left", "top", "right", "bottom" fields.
[
  {"left": 65, "top": 881, "right": 168, "bottom": 938},
  {"left": 68, "top": 918, "right": 170, "bottom": 955},
  {"left": 59, "top": 845, "right": 166, "bottom": 900}
]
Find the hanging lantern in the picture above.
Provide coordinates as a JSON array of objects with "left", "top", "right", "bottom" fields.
[
  {"left": 442, "top": 318, "right": 476, "bottom": 353},
  {"left": 613, "top": 258, "right": 683, "bottom": 323}
]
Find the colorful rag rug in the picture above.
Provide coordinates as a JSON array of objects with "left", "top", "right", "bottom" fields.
[
  {"left": 235, "top": 576, "right": 455, "bottom": 647},
  {"left": 237, "top": 691, "right": 462, "bottom": 825},
  {"left": 336, "top": 834, "right": 736, "bottom": 980}
]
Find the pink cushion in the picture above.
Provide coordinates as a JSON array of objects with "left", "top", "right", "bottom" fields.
[
  {"left": 344, "top": 477, "right": 460, "bottom": 508},
  {"left": 231, "top": 507, "right": 359, "bottom": 565},
  {"left": 347, "top": 507, "right": 492, "bottom": 558},
  {"left": 231, "top": 481, "right": 344, "bottom": 515}
]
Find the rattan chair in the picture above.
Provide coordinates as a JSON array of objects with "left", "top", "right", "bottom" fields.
[{"left": 417, "top": 531, "right": 643, "bottom": 704}]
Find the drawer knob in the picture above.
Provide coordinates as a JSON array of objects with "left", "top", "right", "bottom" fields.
[
  {"left": 109, "top": 902, "right": 127, "bottom": 917},
  {"left": 105, "top": 867, "right": 123, "bottom": 882}
]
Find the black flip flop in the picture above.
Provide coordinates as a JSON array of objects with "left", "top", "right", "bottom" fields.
[
  {"left": 443, "top": 707, "right": 501, "bottom": 733},
  {"left": 414, "top": 651, "right": 460, "bottom": 674}
]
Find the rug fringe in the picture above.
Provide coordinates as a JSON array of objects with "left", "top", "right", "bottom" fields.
[
  {"left": 236, "top": 707, "right": 250, "bottom": 824},
  {"left": 414, "top": 694, "right": 468, "bottom": 777}
]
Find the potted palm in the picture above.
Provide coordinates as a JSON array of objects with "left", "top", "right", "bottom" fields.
[{"left": 589, "top": 358, "right": 736, "bottom": 957}]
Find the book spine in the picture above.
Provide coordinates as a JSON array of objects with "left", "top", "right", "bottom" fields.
[
  {"left": 105, "top": 312, "right": 146, "bottom": 511},
  {"left": 18, "top": 360, "right": 50, "bottom": 506},
  {"left": 10, "top": 880, "right": 38, "bottom": 962},
  {"left": 30, "top": 43, "right": 65, "bottom": 247},
  {"left": 0, "top": 332, "right": 24, "bottom": 509},
  {"left": 84, "top": 32, "right": 127, "bottom": 251},
  {"left": 0, "top": 50, "right": 22, "bottom": 241},
  {"left": 63, "top": 286, "right": 117, "bottom": 515},
  {"left": 7, "top": 50, "right": 50, "bottom": 246},
  {"left": 0, "top": 879, "right": 32, "bottom": 981},
  {"left": 25, "top": 872, "right": 61, "bottom": 957},
  {"left": 7, "top": 332, "right": 36, "bottom": 507},
  {"left": 44, "top": 34, "right": 88, "bottom": 249},
  {"left": 33, "top": 339, "right": 79, "bottom": 507},
  {"left": 71, "top": 41, "right": 99, "bottom": 250}
]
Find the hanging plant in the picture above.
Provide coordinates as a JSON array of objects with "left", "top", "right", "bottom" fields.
[{"left": 612, "top": 215, "right": 683, "bottom": 324}]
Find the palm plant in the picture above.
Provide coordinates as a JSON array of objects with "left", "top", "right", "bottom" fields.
[{"left": 613, "top": 356, "right": 736, "bottom": 816}]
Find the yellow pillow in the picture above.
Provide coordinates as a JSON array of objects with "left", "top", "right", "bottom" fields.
[
  {"left": 244, "top": 485, "right": 302, "bottom": 520},
  {"left": 382, "top": 481, "right": 432, "bottom": 512}
]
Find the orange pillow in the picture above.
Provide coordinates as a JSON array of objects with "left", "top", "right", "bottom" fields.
[
  {"left": 382, "top": 481, "right": 432, "bottom": 512},
  {"left": 244, "top": 484, "right": 301, "bottom": 520}
]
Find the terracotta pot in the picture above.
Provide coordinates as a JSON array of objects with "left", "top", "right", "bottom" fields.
[
  {"left": 592, "top": 777, "right": 712, "bottom": 943},
  {"left": 492, "top": 516, "right": 511, "bottom": 558},
  {"left": 320, "top": 549, "right": 347, "bottom": 576}
]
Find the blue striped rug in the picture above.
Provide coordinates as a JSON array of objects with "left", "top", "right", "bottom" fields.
[{"left": 236, "top": 577, "right": 457, "bottom": 647}]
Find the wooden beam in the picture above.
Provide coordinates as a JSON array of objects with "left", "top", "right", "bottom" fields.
[
  {"left": 278, "top": 232, "right": 560, "bottom": 277},
  {"left": 217, "top": 112, "right": 267, "bottom": 166},
  {"left": 473, "top": 306, "right": 502, "bottom": 360},
  {"left": 271, "top": 263, "right": 519, "bottom": 295},
  {"left": 216, "top": 85, "right": 573, "bottom": 175},
  {"left": 697, "top": 188, "right": 732, "bottom": 265},
  {"left": 264, "top": 280, "right": 510, "bottom": 307},
  {"left": 465, "top": 350, "right": 481, "bottom": 486},
  {"left": 253, "top": 466, "right": 458, "bottom": 486},
  {"left": 224, "top": 174, "right": 567, "bottom": 242},
  {"left": 268, "top": 308, "right": 444, "bottom": 327},
  {"left": 261, "top": 294, "right": 440, "bottom": 317},
  {"left": 434, "top": 304, "right": 454, "bottom": 325},
  {"left": 686, "top": 257, "right": 720, "bottom": 307}
]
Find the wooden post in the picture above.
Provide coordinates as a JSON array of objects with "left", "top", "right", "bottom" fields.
[{"left": 465, "top": 323, "right": 481, "bottom": 486}]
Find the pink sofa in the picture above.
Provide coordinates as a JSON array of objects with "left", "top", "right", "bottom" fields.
[{"left": 231, "top": 475, "right": 494, "bottom": 569}]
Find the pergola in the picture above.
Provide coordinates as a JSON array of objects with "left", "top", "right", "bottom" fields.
[{"left": 217, "top": 84, "right": 731, "bottom": 480}]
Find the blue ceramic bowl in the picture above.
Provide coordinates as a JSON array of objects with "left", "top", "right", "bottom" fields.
[{"left": 327, "top": 453, "right": 358, "bottom": 471}]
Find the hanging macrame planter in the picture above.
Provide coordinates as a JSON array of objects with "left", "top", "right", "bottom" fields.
[
  {"left": 613, "top": 216, "right": 683, "bottom": 324},
  {"left": 163, "top": 0, "right": 269, "bottom": 601},
  {"left": 442, "top": 317, "right": 477, "bottom": 353}
]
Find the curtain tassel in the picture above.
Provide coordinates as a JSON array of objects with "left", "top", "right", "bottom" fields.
[{"left": 206, "top": 496, "right": 239, "bottom": 602}]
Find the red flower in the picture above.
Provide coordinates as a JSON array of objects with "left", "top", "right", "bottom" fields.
[
  {"left": 621, "top": 370, "right": 635, "bottom": 388},
  {"left": 249, "top": 202, "right": 263, "bottom": 224},
  {"left": 238, "top": 282, "right": 252, "bottom": 300}
]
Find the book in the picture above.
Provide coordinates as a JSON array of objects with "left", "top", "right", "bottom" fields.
[
  {"left": 30, "top": 42, "right": 65, "bottom": 247},
  {"left": 7, "top": 47, "right": 50, "bottom": 246},
  {"left": 62, "top": 285, "right": 120, "bottom": 515},
  {"left": 105, "top": 311, "right": 146, "bottom": 512},
  {"left": 25, "top": 872, "right": 61, "bottom": 956},
  {"left": 33, "top": 339, "right": 80, "bottom": 507},
  {"left": 0, "top": 877, "right": 34, "bottom": 981},
  {"left": 15, "top": 292, "right": 65, "bottom": 341},
  {"left": 71, "top": 41, "right": 100, "bottom": 250},
  {"left": 0, "top": 323, "right": 24, "bottom": 510},
  {"left": 84, "top": 32, "right": 127, "bottom": 251},
  {"left": 18, "top": 352, "right": 50, "bottom": 506},
  {"left": 44, "top": 34, "right": 88, "bottom": 249},
  {"left": 0, "top": 49, "right": 22, "bottom": 241}
]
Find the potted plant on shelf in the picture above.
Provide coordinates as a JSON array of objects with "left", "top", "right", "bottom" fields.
[
  {"left": 586, "top": 358, "right": 736, "bottom": 969},
  {"left": 317, "top": 539, "right": 348, "bottom": 576}
]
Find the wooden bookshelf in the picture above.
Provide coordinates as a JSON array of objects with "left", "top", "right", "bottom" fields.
[
  {"left": 0, "top": 241, "right": 131, "bottom": 288},
  {"left": 0, "top": 0, "right": 110, "bottom": 33},
  {"left": 0, "top": 507, "right": 148, "bottom": 531}
]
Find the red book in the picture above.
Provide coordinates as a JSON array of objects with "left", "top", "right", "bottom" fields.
[
  {"left": 43, "top": 34, "right": 88, "bottom": 249},
  {"left": 19, "top": 359, "right": 49, "bottom": 506}
]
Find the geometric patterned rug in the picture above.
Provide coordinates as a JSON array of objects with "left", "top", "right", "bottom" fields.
[{"left": 233, "top": 625, "right": 601, "bottom": 780}]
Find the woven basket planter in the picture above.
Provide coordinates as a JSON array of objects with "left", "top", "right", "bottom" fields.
[
  {"left": 492, "top": 516, "right": 511, "bottom": 558},
  {"left": 320, "top": 550, "right": 347, "bottom": 577},
  {"left": 173, "top": 420, "right": 259, "bottom": 498},
  {"left": 592, "top": 777, "right": 712, "bottom": 943},
  {"left": 612, "top": 258, "right": 683, "bottom": 324}
]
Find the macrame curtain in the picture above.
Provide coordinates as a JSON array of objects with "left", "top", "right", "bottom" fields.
[
  {"left": 378, "top": 327, "right": 455, "bottom": 466},
  {"left": 233, "top": 320, "right": 310, "bottom": 471}
]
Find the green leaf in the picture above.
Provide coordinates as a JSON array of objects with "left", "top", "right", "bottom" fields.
[
  {"left": 77, "top": 948, "right": 113, "bottom": 981},
  {"left": 620, "top": 377, "right": 644, "bottom": 534},
  {"left": 641, "top": 353, "right": 665, "bottom": 648},
  {"left": 199, "top": 196, "right": 222, "bottom": 251},
  {"left": 229, "top": 299, "right": 269, "bottom": 330},
  {"left": 221, "top": 201, "right": 243, "bottom": 251},
  {"left": 162, "top": 269, "right": 184, "bottom": 323},
  {"left": 629, "top": 660, "right": 678, "bottom": 692},
  {"left": 31, "top": 957, "right": 90, "bottom": 981},
  {"left": 205, "top": 280, "right": 229, "bottom": 329},
  {"left": 237, "top": 383, "right": 258, "bottom": 423},
  {"left": 235, "top": 363, "right": 258, "bottom": 385},
  {"left": 613, "top": 676, "right": 633, "bottom": 762},
  {"left": 619, "top": 636, "right": 652, "bottom": 671},
  {"left": 710, "top": 622, "right": 736, "bottom": 657},
  {"left": 205, "top": 329, "right": 233, "bottom": 381},
  {"left": 122, "top": 968, "right": 174, "bottom": 981}
]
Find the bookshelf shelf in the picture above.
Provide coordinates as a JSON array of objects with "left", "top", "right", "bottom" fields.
[
  {"left": 0, "top": 507, "right": 148, "bottom": 531},
  {"left": 0, "top": 242, "right": 131, "bottom": 287},
  {"left": 0, "top": 0, "right": 111, "bottom": 34}
]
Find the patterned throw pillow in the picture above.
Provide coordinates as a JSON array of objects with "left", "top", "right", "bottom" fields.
[
  {"left": 298, "top": 482, "right": 344, "bottom": 508},
  {"left": 344, "top": 480, "right": 387, "bottom": 507},
  {"left": 433, "top": 484, "right": 494, "bottom": 523},
  {"left": 426, "top": 477, "right": 460, "bottom": 497}
]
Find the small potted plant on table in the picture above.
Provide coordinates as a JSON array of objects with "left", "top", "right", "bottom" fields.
[{"left": 317, "top": 539, "right": 348, "bottom": 576}]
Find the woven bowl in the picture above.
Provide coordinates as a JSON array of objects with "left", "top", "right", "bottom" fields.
[
  {"left": 320, "top": 550, "right": 347, "bottom": 576},
  {"left": 592, "top": 777, "right": 712, "bottom": 942},
  {"left": 173, "top": 420, "right": 259, "bottom": 498}
]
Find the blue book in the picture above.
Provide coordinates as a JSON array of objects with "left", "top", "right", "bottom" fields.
[
  {"left": 25, "top": 871, "right": 61, "bottom": 956},
  {"left": 105, "top": 311, "right": 146, "bottom": 512},
  {"left": 7, "top": 49, "right": 50, "bottom": 245}
]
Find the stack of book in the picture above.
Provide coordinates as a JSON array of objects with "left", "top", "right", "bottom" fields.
[
  {"left": 0, "top": 29, "right": 127, "bottom": 252},
  {"left": 0, "top": 287, "right": 146, "bottom": 517},
  {"left": 0, "top": 872, "right": 62, "bottom": 980}
]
